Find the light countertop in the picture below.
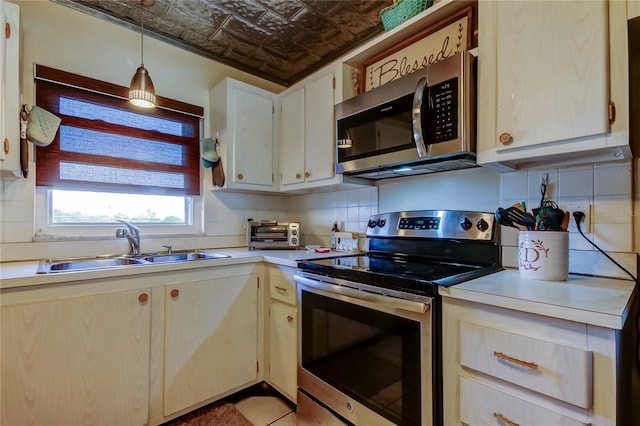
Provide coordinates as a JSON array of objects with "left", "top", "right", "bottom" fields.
[
  {"left": 440, "top": 268, "right": 637, "bottom": 330},
  {"left": 0, "top": 248, "right": 353, "bottom": 290}
]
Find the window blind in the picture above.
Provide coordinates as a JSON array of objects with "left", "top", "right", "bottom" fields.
[{"left": 34, "top": 65, "right": 203, "bottom": 196}]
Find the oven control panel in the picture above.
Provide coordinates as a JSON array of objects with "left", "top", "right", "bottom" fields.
[
  {"left": 398, "top": 216, "right": 441, "bottom": 230},
  {"left": 366, "top": 210, "right": 496, "bottom": 241}
]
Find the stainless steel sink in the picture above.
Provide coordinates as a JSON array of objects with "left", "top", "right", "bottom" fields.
[
  {"left": 142, "top": 252, "right": 230, "bottom": 263},
  {"left": 37, "top": 251, "right": 231, "bottom": 273},
  {"left": 37, "top": 256, "right": 148, "bottom": 274}
]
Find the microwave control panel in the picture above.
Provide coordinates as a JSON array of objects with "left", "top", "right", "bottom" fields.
[{"left": 429, "top": 77, "right": 458, "bottom": 142}]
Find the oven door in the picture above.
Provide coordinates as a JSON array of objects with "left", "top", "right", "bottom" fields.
[{"left": 295, "top": 273, "right": 433, "bottom": 426}]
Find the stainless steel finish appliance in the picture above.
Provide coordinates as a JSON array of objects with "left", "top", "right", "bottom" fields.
[
  {"left": 296, "top": 210, "right": 501, "bottom": 426},
  {"left": 246, "top": 219, "right": 300, "bottom": 249},
  {"left": 335, "top": 52, "right": 476, "bottom": 180}
]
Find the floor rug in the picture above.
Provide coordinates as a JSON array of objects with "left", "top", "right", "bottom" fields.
[{"left": 165, "top": 401, "right": 253, "bottom": 426}]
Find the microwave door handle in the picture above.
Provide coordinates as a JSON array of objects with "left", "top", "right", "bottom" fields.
[{"left": 412, "top": 77, "right": 429, "bottom": 158}]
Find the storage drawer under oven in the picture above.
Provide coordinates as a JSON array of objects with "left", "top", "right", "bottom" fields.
[
  {"left": 459, "top": 321, "right": 593, "bottom": 408},
  {"left": 460, "top": 376, "right": 589, "bottom": 426}
]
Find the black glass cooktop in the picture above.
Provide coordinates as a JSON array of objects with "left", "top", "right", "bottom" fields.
[{"left": 298, "top": 254, "right": 500, "bottom": 297}]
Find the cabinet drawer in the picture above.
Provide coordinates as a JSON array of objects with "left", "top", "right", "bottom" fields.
[
  {"left": 460, "top": 321, "right": 592, "bottom": 408},
  {"left": 460, "top": 376, "right": 589, "bottom": 426},
  {"left": 270, "top": 271, "right": 296, "bottom": 305}
]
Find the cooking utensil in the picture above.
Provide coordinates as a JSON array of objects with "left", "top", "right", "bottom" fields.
[
  {"left": 535, "top": 214, "right": 549, "bottom": 231},
  {"left": 561, "top": 211, "right": 570, "bottom": 231},
  {"left": 504, "top": 206, "right": 535, "bottom": 230},
  {"left": 547, "top": 208, "right": 566, "bottom": 231},
  {"left": 495, "top": 207, "right": 535, "bottom": 230},
  {"left": 495, "top": 208, "right": 522, "bottom": 230}
]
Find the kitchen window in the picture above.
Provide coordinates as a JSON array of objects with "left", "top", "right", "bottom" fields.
[{"left": 33, "top": 65, "right": 204, "bottom": 237}]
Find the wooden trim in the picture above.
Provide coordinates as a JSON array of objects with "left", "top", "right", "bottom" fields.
[
  {"left": 359, "top": 5, "right": 475, "bottom": 94},
  {"left": 34, "top": 64, "right": 204, "bottom": 117}
]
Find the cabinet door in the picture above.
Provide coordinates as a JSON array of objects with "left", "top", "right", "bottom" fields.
[
  {"left": 280, "top": 87, "right": 305, "bottom": 186},
  {"left": 479, "top": 0, "right": 610, "bottom": 159},
  {"left": 231, "top": 86, "right": 274, "bottom": 186},
  {"left": 0, "top": 0, "right": 21, "bottom": 178},
  {"left": 496, "top": 1, "right": 608, "bottom": 148},
  {"left": 269, "top": 302, "right": 297, "bottom": 401},
  {"left": 163, "top": 273, "right": 259, "bottom": 416},
  {"left": 1, "top": 288, "right": 151, "bottom": 426},
  {"left": 304, "top": 72, "right": 335, "bottom": 183}
]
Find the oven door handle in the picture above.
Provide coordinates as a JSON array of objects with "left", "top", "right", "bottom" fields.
[{"left": 295, "top": 275, "right": 430, "bottom": 314}]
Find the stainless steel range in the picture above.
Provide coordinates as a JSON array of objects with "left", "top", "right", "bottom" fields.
[{"left": 295, "top": 210, "right": 501, "bottom": 426}]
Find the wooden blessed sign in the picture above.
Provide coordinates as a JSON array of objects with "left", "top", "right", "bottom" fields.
[{"left": 362, "top": 6, "right": 474, "bottom": 92}]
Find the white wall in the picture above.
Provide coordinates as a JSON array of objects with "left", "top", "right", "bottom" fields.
[
  {"left": 0, "top": 0, "right": 288, "bottom": 261},
  {"left": 377, "top": 167, "right": 500, "bottom": 213}
]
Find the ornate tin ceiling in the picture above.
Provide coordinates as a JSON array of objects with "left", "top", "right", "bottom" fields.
[{"left": 53, "top": 0, "right": 394, "bottom": 86}]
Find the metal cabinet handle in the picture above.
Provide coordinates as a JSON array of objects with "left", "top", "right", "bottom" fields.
[
  {"left": 498, "top": 132, "right": 513, "bottom": 145},
  {"left": 5, "top": 22, "right": 10, "bottom": 39},
  {"left": 411, "top": 77, "right": 429, "bottom": 157},
  {"left": 138, "top": 293, "right": 149, "bottom": 303},
  {"left": 304, "top": 171, "right": 310, "bottom": 178},
  {"left": 493, "top": 412, "right": 519, "bottom": 426},
  {"left": 170, "top": 289, "right": 180, "bottom": 298},
  {"left": 3, "top": 138, "right": 9, "bottom": 154},
  {"left": 237, "top": 173, "right": 244, "bottom": 180},
  {"left": 295, "top": 173, "right": 301, "bottom": 179},
  {"left": 493, "top": 351, "right": 538, "bottom": 370},
  {"left": 274, "top": 285, "right": 288, "bottom": 293},
  {"left": 287, "top": 315, "right": 294, "bottom": 323}
]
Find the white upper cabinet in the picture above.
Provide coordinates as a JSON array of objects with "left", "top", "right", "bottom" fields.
[
  {"left": 210, "top": 78, "right": 277, "bottom": 191},
  {"left": 280, "top": 86, "right": 305, "bottom": 186},
  {"left": 0, "top": 0, "right": 21, "bottom": 178},
  {"left": 279, "top": 71, "right": 338, "bottom": 190},
  {"left": 629, "top": 0, "right": 640, "bottom": 19},
  {"left": 477, "top": 0, "right": 632, "bottom": 170}
]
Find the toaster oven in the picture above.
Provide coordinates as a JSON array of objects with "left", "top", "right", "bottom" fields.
[{"left": 246, "top": 219, "right": 300, "bottom": 250}]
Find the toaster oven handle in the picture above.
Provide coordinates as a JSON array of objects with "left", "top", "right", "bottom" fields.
[
  {"left": 412, "top": 77, "right": 429, "bottom": 158},
  {"left": 294, "top": 274, "right": 430, "bottom": 314}
]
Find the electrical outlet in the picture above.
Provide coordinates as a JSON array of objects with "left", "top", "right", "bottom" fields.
[{"left": 563, "top": 203, "right": 591, "bottom": 234}]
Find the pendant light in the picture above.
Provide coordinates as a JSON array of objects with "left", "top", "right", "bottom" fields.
[{"left": 129, "top": 0, "right": 156, "bottom": 108}]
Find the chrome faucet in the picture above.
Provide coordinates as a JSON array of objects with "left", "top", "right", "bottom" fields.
[{"left": 115, "top": 220, "right": 141, "bottom": 256}]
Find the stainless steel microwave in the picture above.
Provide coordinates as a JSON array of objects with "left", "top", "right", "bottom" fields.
[{"left": 335, "top": 51, "right": 476, "bottom": 179}]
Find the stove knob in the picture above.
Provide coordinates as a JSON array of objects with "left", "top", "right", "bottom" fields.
[
  {"left": 376, "top": 219, "right": 386, "bottom": 228},
  {"left": 460, "top": 217, "right": 473, "bottom": 231},
  {"left": 368, "top": 219, "right": 377, "bottom": 228},
  {"left": 476, "top": 218, "right": 489, "bottom": 232}
]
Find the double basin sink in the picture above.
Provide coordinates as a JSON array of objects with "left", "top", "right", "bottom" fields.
[{"left": 37, "top": 250, "right": 230, "bottom": 274}]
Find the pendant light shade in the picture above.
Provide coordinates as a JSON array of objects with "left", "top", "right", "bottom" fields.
[
  {"left": 129, "top": 66, "right": 156, "bottom": 108},
  {"left": 129, "top": 2, "right": 156, "bottom": 108}
]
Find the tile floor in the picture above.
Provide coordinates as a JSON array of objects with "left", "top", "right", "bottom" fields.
[{"left": 234, "top": 395, "right": 296, "bottom": 426}]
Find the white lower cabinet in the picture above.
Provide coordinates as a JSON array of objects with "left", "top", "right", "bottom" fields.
[
  {"left": 163, "top": 272, "right": 260, "bottom": 416},
  {"left": 268, "top": 302, "right": 297, "bottom": 400},
  {"left": 1, "top": 286, "right": 152, "bottom": 426},
  {"left": 265, "top": 265, "right": 297, "bottom": 401},
  {"left": 0, "top": 264, "right": 265, "bottom": 426},
  {"left": 460, "top": 376, "right": 589, "bottom": 426},
  {"left": 442, "top": 297, "right": 618, "bottom": 426}
]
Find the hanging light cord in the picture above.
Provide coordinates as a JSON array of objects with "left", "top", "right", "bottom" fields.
[{"left": 140, "top": 7, "right": 145, "bottom": 66}]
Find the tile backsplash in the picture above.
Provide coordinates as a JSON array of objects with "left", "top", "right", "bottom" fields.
[{"left": 500, "top": 160, "right": 636, "bottom": 278}]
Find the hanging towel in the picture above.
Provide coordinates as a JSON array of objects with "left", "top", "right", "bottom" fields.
[
  {"left": 26, "top": 105, "right": 61, "bottom": 147},
  {"left": 201, "top": 137, "right": 218, "bottom": 168},
  {"left": 211, "top": 138, "right": 225, "bottom": 188}
]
